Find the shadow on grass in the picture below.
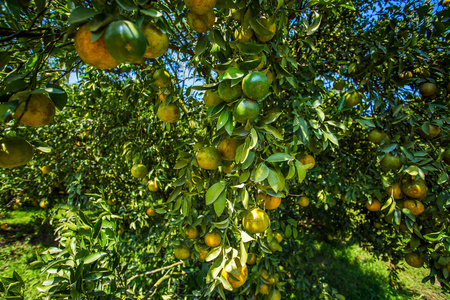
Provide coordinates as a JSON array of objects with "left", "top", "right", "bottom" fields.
[{"left": 314, "top": 240, "right": 429, "bottom": 300}]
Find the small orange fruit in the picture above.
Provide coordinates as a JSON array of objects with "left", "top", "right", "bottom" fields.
[
  {"left": 300, "top": 154, "right": 315, "bottom": 169},
  {"left": 187, "top": 10, "right": 215, "bottom": 33},
  {"left": 198, "top": 245, "right": 209, "bottom": 261},
  {"left": 157, "top": 102, "right": 181, "bottom": 123},
  {"left": 242, "top": 208, "right": 270, "bottom": 234},
  {"left": 366, "top": 199, "right": 381, "bottom": 211},
  {"left": 247, "top": 253, "right": 257, "bottom": 265},
  {"left": 131, "top": 164, "right": 148, "bottom": 178},
  {"left": 405, "top": 252, "right": 424, "bottom": 268},
  {"left": 184, "top": 225, "right": 200, "bottom": 239},
  {"left": 184, "top": 0, "right": 216, "bottom": 15},
  {"left": 402, "top": 179, "right": 427, "bottom": 199},
  {"left": 196, "top": 147, "right": 222, "bottom": 170},
  {"left": 344, "top": 91, "right": 362, "bottom": 107},
  {"left": 221, "top": 258, "right": 248, "bottom": 288},
  {"left": 13, "top": 93, "right": 56, "bottom": 127},
  {"left": 403, "top": 200, "right": 425, "bottom": 216},
  {"left": 203, "top": 90, "right": 223, "bottom": 107},
  {"left": 148, "top": 180, "right": 159, "bottom": 192},
  {"left": 368, "top": 129, "right": 386, "bottom": 144},
  {"left": 259, "top": 283, "right": 270, "bottom": 294},
  {"left": 218, "top": 138, "right": 239, "bottom": 161},
  {"left": 298, "top": 196, "right": 310, "bottom": 207},
  {"left": 146, "top": 207, "right": 157, "bottom": 217},
  {"left": 380, "top": 153, "right": 402, "bottom": 171},
  {"left": 261, "top": 195, "right": 281, "bottom": 210},
  {"left": 268, "top": 289, "right": 282, "bottom": 300},
  {"left": 205, "top": 231, "right": 222, "bottom": 247},
  {"left": 418, "top": 124, "right": 440, "bottom": 139},
  {"left": 174, "top": 244, "right": 191, "bottom": 260},
  {"left": 274, "top": 232, "right": 283, "bottom": 243},
  {"left": 386, "top": 183, "right": 402, "bottom": 199},
  {"left": 420, "top": 82, "right": 437, "bottom": 96}
]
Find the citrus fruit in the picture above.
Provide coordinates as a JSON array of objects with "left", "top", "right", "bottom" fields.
[
  {"left": 107, "top": 199, "right": 115, "bottom": 205},
  {"left": 218, "top": 80, "right": 242, "bottom": 102},
  {"left": 259, "top": 283, "right": 270, "bottom": 295},
  {"left": 12, "top": 93, "right": 56, "bottom": 127},
  {"left": 104, "top": 20, "right": 147, "bottom": 63},
  {"left": 131, "top": 164, "right": 147, "bottom": 178},
  {"left": 299, "top": 154, "right": 315, "bottom": 169},
  {"left": 153, "top": 69, "right": 171, "bottom": 87},
  {"left": 403, "top": 200, "right": 425, "bottom": 216},
  {"left": 268, "top": 289, "right": 281, "bottom": 300},
  {"left": 148, "top": 180, "right": 159, "bottom": 192},
  {"left": 368, "top": 129, "right": 386, "bottom": 144},
  {"left": 184, "top": 0, "right": 216, "bottom": 15},
  {"left": 274, "top": 232, "right": 283, "bottom": 243},
  {"left": 443, "top": 149, "right": 450, "bottom": 165},
  {"left": 405, "top": 253, "right": 424, "bottom": 268},
  {"left": 254, "top": 17, "right": 276, "bottom": 42},
  {"left": 0, "top": 137, "right": 33, "bottom": 169},
  {"left": 268, "top": 273, "right": 279, "bottom": 285},
  {"left": 198, "top": 245, "right": 209, "bottom": 261},
  {"left": 242, "top": 208, "right": 270, "bottom": 234},
  {"left": 184, "top": 225, "right": 200, "bottom": 239},
  {"left": 187, "top": 10, "right": 215, "bottom": 33},
  {"left": 445, "top": 0, "right": 450, "bottom": 7},
  {"left": 196, "top": 147, "right": 222, "bottom": 170},
  {"left": 74, "top": 24, "right": 119, "bottom": 69},
  {"left": 146, "top": 207, "right": 157, "bottom": 217},
  {"left": 386, "top": 183, "right": 402, "bottom": 199},
  {"left": 268, "top": 238, "right": 280, "bottom": 252},
  {"left": 402, "top": 179, "right": 428, "bottom": 199},
  {"left": 261, "top": 269, "right": 270, "bottom": 280},
  {"left": 39, "top": 200, "right": 49, "bottom": 209},
  {"left": 366, "top": 199, "right": 381, "bottom": 211},
  {"left": 203, "top": 90, "right": 223, "bottom": 107},
  {"left": 142, "top": 23, "right": 169, "bottom": 58},
  {"left": 298, "top": 196, "right": 310, "bottom": 207},
  {"left": 41, "top": 165, "right": 52, "bottom": 174},
  {"left": 221, "top": 258, "right": 248, "bottom": 288},
  {"left": 233, "top": 99, "right": 260, "bottom": 123},
  {"left": 174, "top": 244, "right": 191, "bottom": 260},
  {"left": 344, "top": 91, "right": 362, "bottom": 107},
  {"left": 261, "top": 195, "right": 281, "bottom": 210},
  {"left": 218, "top": 138, "right": 239, "bottom": 161},
  {"left": 205, "top": 231, "right": 222, "bottom": 247},
  {"left": 223, "top": 162, "right": 235, "bottom": 174},
  {"left": 242, "top": 71, "right": 270, "bottom": 101},
  {"left": 380, "top": 153, "right": 402, "bottom": 171},
  {"left": 234, "top": 26, "right": 254, "bottom": 43},
  {"left": 157, "top": 102, "right": 181, "bottom": 123},
  {"left": 420, "top": 82, "right": 437, "bottom": 97},
  {"left": 418, "top": 124, "right": 440, "bottom": 139},
  {"left": 333, "top": 80, "right": 345, "bottom": 90},
  {"left": 247, "top": 253, "right": 257, "bottom": 265}
]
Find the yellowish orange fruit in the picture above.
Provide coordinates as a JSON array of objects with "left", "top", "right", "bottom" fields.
[
  {"left": 402, "top": 179, "right": 428, "bottom": 199},
  {"left": 386, "top": 183, "right": 402, "bottom": 199},
  {"left": 366, "top": 199, "right": 381, "bottom": 212},
  {"left": 184, "top": 0, "right": 216, "bottom": 15},
  {"left": 254, "top": 17, "right": 276, "bottom": 42},
  {"left": 300, "top": 154, "right": 315, "bottom": 169},
  {"left": 142, "top": 23, "right": 169, "bottom": 59},
  {"left": 184, "top": 225, "right": 200, "bottom": 239},
  {"left": 247, "top": 253, "right": 257, "bottom": 265},
  {"left": 242, "top": 208, "right": 270, "bottom": 234},
  {"left": 196, "top": 147, "right": 222, "bottom": 170},
  {"left": 187, "top": 10, "right": 215, "bottom": 33},
  {"left": 148, "top": 180, "right": 159, "bottom": 192},
  {"left": 174, "top": 244, "right": 191, "bottom": 260},
  {"left": 298, "top": 196, "right": 310, "bottom": 207},
  {"left": 131, "top": 164, "right": 148, "bottom": 178},
  {"left": 221, "top": 258, "right": 248, "bottom": 288},
  {"left": 157, "top": 102, "right": 181, "bottom": 123},
  {"left": 405, "top": 252, "right": 424, "bottom": 268},
  {"left": 13, "top": 93, "right": 56, "bottom": 127},
  {"left": 146, "top": 207, "right": 157, "bottom": 217},
  {"left": 261, "top": 195, "right": 281, "bottom": 210},
  {"left": 403, "top": 200, "right": 425, "bottom": 216},
  {"left": 218, "top": 138, "right": 239, "bottom": 161},
  {"left": 205, "top": 231, "right": 222, "bottom": 247},
  {"left": 0, "top": 137, "right": 33, "bottom": 169}
]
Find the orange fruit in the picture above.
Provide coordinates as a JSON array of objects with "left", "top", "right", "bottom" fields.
[
  {"left": 148, "top": 180, "right": 159, "bottom": 192},
  {"left": 344, "top": 91, "right": 362, "bottom": 107},
  {"left": 259, "top": 283, "right": 270, "bottom": 295},
  {"left": 418, "top": 124, "right": 440, "bottom": 139},
  {"left": 187, "top": 10, "right": 215, "bottom": 33},
  {"left": 386, "top": 183, "right": 402, "bottom": 199},
  {"left": 153, "top": 69, "right": 171, "bottom": 87},
  {"left": 184, "top": 225, "right": 200, "bottom": 239},
  {"left": 0, "top": 137, "right": 33, "bottom": 169},
  {"left": 242, "top": 71, "right": 270, "bottom": 101},
  {"left": 203, "top": 90, "right": 223, "bottom": 107},
  {"left": 221, "top": 258, "right": 248, "bottom": 288},
  {"left": 268, "top": 289, "right": 281, "bottom": 300},
  {"left": 157, "top": 102, "right": 181, "bottom": 123},
  {"left": 274, "top": 232, "right": 283, "bottom": 243},
  {"left": 405, "top": 252, "right": 424, "bottom": 268},
  {"left": 260, "top": 269, "right": 270, "bottom": 280},
  {"left": 233, "top": 99, "right": 260, "bottom": 123},
  {"left": 261, "top": 195, "right": 281, "bottom": 210},
  {"left": 196, "top": 147, "right": 222, "bottom": 170},
  {"left": 198, "top": 245, "right": 209, "bottom": 261},
  {"left": 104, "top": 20, "right": 147, "bottom": 63},
  {"left": 254, "top": 17, "right": 276, "bottom": 42},
  {"left": 380, "top": 153, "right": 402, "bottom": 170},
  {"left": 174, "top": 244, "right": 191, "bottom": 260},
  {"left": 247, "top": 253, "right": 257, "bottom": 265},
  {"left": 142, "top": 23, "right": 169, "bottom": 59},
  {"left": 298, "top": 196, "right": 310, "bottom": 207},
  {"left": 443, "top": 149, "right": 450, "bottom": 165},
  {"left": 41, "top": 165, "right": 52, "bottom": 174},
  {"left": 403, "top": 200, "right": 425, "bottom": 216},
  {"left": 39, "top": 200, "right": 49, "bottom": 209},
  {"left": 420, "top": 82, "right": 437, "bottom": 96},
  {"left": 366, "top": 199, "right": 381, "bottom": 212},
  {"left": 184, "top": 0, "right": 216, "bottom": 15},
  {"left": 12, "top": 93, "right": 56, "bottom": 127},
  {"left": 368, "top": 129, "right": 386, "bottom": 144},
  {"left": 74, "top": 24, "right": 119, "bottom": 69},
  {"left": 218, "top": 138, "right": 239, "bottom": 161},
  {"left": 218, "top": 80, "right": 242, "bottom": 102},
  {"left": 205, "top": 231, "right": 222, "bottom": 247},
  {"left": 300, "top": 154, "right": 315, "bottom": 169},
  {"left": 242, "top": 208, "right": 270, "bottom": 234},
  {"left": 268, "top": 238, "right": 281, "bottom": 252},
  {"left": 402, "top": 179, "right": 428, "bottom": 199},
  {"left": 131, "top": 164, "right": 148, "bottom": 178},
  {"left": 146, "top": 207, "right": 157, "bottom": 217}
]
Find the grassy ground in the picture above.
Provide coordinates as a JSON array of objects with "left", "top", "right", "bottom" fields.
[{"left": 0, "top": 207, "right": 55, "bottom": 300}]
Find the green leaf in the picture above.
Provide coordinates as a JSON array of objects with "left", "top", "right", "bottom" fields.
[
  {"left": 68, "top": 7, "right": 97, "bottom": 24},
  {"left": 115, "top": 0, "right": 138, "bottom": 10},
  {"left": 141, "top": 9, "right": 163, "bottom": 18},
  {"left": 210, "top": 30, "right": 227, "bottom": 50},
  {"left": 195, "top": 35, "right": 208, "bottom": 57},
  {"left": 266, "top": 153, "right": 293, "bottom": 163},
  {"left": 206, "top": 182, "right": 227, "bottom": 205},
  {"left": 235, "top": 43, "right": 265, "bottom": 55},
  {"left": 222, "top": 68, "right": 244, "bottom": 80},
  {"left": 260, "top": 124, "right": 283, "bottom": 140},
  {"left": 174, "top": 158, "right": 190, "bottom": 169},
  {"left": 323, "top": 131, "right": 338, "bottom": 146},
  {"left": 268, "top": 169, "right": 280, "bottom": 192},
  {"left": 273, "top": 63, "right": 293, "bottom": 77},
  {"left": 295, "top": 160, "right": 307, "bottom": 183},
  {"left": 217, "top": 109, "right": 229, "bottom": 131},
  {"left": 249, "top": 18, "right": 274, "bottom": 36},
  {"left": 214, "top": 191, "right": 226, "bottom": 217},
  {"left": 380, "top": 143, "right": 397, "bottom": 152},
  {"left": 254, "top": 163, "right": 269, "bottom": 183},
  {"left": 47, "top": 84, "right": 67, "bottom": 110},
  {"left": 423, "top": 232, "right": 444, "bottom": 242},
  {"left": 307, "top": 11, "right": 322, "bottom": 35},
  {"left": 83, "top": 252, "right": 107, "bottom": 264},
  {"left": 213, "top": 219, "right": 230, "bottom": 229}
]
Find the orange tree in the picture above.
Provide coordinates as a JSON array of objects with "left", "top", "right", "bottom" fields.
[{"left": 1, "top": 0, "right": 450, "bottom": 299}]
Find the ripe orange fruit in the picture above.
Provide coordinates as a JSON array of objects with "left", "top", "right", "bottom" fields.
[
  {"left": 104, "top": 20, "right": 147, "bottom": 63},
  {"left": 203, "top": 90, "right": 223, "bottom": 107},
  {"left": 242, "top": 71, "right": 270, "bottom": 101},
  {"left": 153, "top": 69, "right": 171, "bottom": 87},
  {"left": 39, "top": 200, "right": 49, "bottom": 209},
  {"left": 221, "top": 258, "right": 248, "bottom": 288},
  {"left": 148, "top": 180, "right": 159, "bottom": 192},
  {"left": 184, "top": 225, "right": 200, "bottom": 239},
  {"left": 198, "top": 245, "right": 209, "bottom": 261},
  {"left": 74, "top": 24, "right": 119, "bottom": 69},
  {"left": 242, "top": 208, "right": 270, "bottom": 234},
  {"left": 368, "top": 129, "right": 386, "bottom": 144},
  {"left": 344, "top": 91, "right": 362, "bottom": 107},
  {"left": 247, "top": 253, "right": 257, "bottom": 265},
  {"left": 254, "top": 17, "right": 276, "bottom": 42},
  {"left": 298, "top": 196, "right": 310, "bottom": 207},
  {"left": 218, "top": 80, "right": 242, "bottom": 102},
  {"left": 403, "top": 200, "right": 425, "bottom": 216},
  {"left": 268, "top": 289, "right": 281, "bottom": 300},
  {"left": 0, "top": 137, "right": 33, "bottom": 169},
  {"left": 300, "top": 154, "right": 315, "bottom": 169},
  {"left": 12, "top": 93, "right": 56, "bottom": 127},
  {"left": 380, "top": 153, "right": 402, "bottom": 170},
  {"left": 187, "top": 10, "right": 215, "bottom": 33},
  {"left": 366, "top": 199, "right": 381, "bottom": 212},
  {"left": 157, "top": 102, "right": 181, "bottom": 123},
  {"left": 142, "top": 23, "right": 169, "bottom": 59},
  {"left": 405, "top": 252, "right": 424, "bottom": 268},
  {"left": 259, "top": 283, "right": 270, "bottom": 294},
  {"left": 274, "top": 232, "right": 283, "bottom": 243},
  {"left": 261, "top": 195, "right": 281, "bottom": 210},
  {"left": 386, "top": 183, "right": 402, "bottom": 199},
  {"left": 146, "top": 207, "right": 157, "bottom": 217},
  {"left": 184, "top": 0, "right": 216, "bottom": 15},
  {"left": 223, "top": 162, "right": 235, "bottom": 174},
  {"left": 418, "top": 124, "right": 440, "bottom": 139},
  {"left": 218, "top": 138, "right": 239, "bottom": 161},
  {"left": 233, "top": 99, "right": 260, "bottom": 123},
  {"left": 196, "top": 147, "right": 222, "bottom": 170},
  {"left": 41, "top": 165, "right": 52, "bottom": 174},
  {"left": 205, "top": 231, "right": 222, "bottom": 247},
  {"left": 402, "top": 179, "right": 428, "bottom": 199},
  {"left": 174, "top": 244, "right": 191, "bottom": 260},
  {"left": 131, "top": 164, "right": 148, "bottom": 178},
  {"left": 420, "top": 82, "right": 437, "bottom": 96}
]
